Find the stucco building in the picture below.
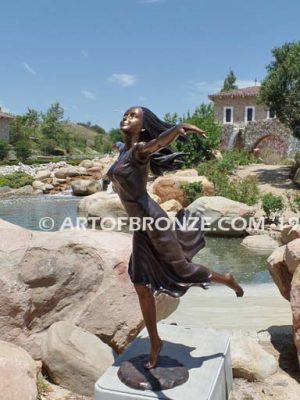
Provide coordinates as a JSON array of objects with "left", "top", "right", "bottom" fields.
[
  {"left": 208, "top": 86, "right": 275, "bottom": 126},
  {"left": 208, "top": 86, "right": 300, "bottom": 158},
  {"left": 0, "top": 108, "right": 13, "bottom": 142}
]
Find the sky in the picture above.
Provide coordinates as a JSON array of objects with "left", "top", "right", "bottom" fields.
[{"left": 0, "top": 0, "right": 299, "bottom": 130}]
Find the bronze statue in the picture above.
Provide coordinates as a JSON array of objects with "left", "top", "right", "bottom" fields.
[{"left": 107, "top": 107, "right": 244, "bottom": 370}]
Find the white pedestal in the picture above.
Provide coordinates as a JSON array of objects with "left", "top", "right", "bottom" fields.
[{"left": 95, "top": 323, "right": 232, "bottom": 400}]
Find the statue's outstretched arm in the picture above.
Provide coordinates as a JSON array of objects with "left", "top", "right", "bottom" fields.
[{"left": 136, "top": 123, "right": 206, "bottom": 161}]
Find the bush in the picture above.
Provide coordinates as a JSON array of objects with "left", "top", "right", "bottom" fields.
[
  {"left": 171, "top": 104, "right": 222, "bottom": 166},
  {"left": 218, "top": 176, "right": 260, "bottom": 206},
  {"left": 0, "top": 172, "right": 34, "bottom": 188},
  {"left": 15, "top": 140, "right": 31, "bottom": 162},
  {"left": 180, "top": 182, "right": 203, "bottom": 204},
  {"left": 0, "top": 140, "right": 9, "bottom": 160},
  {"left": 262, "top": 193, "right": 284, "bottom": 220},
  {"left": 197, "top": 151, "right": 260, "bottom": 205}
]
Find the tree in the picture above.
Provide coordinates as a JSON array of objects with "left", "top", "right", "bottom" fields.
[
  {"left": 9, "top": 108, "right": 40, "bottom": 144},
  {"left": 0, "top": 139, "right": 9, "bottom": 160},
  {"left": 221, "top": 69, "right": 238, "bottom": 92},
  {"left": 41, "top": 102, "right": 66, "bottom": 141},
  {"left": 108, "top": 128, "right": 123, "bottom": 144},
  {"left": 15, "top": 140, "right": 31, "bottom": 162},
  {"left": 172, "top": 104, "right": 222, "bottom": 166},
  {"left": 164, "top": 112, "right": 178, "bottom": 125},
  {"left": 259, "top": 42, "right": 300, "bottom": 139}
]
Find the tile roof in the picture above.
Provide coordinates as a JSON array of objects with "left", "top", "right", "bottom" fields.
[
  {"left": 0, "top": 111, "right": 14, "bottom": 119},
  {"left": 209, "top": 86, "right": 260, "bottom": 99}
]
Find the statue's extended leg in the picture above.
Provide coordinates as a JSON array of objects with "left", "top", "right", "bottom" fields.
[
  {"left": 134, "top": 284, "right": 163, "bottom": 369},
  {"left": 210, "top": 272, "right": 244, "bottom": 297}
]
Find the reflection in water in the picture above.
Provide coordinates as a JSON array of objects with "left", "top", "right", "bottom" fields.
[
  {"left": 0, "top": 195, "right": 80, "bottom": 231},
  {"left": 194, "top": 236, "right": 270, "bottom": 284},
  {"left": 0, "top": 196, "right": 270, "bottom": 283}
]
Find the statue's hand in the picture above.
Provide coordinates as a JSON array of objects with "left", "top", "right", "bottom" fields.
[{"left": 178, "top": 123, "right": 207, "bottom": 138}]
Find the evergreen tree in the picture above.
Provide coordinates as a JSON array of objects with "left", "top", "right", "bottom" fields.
[{"left": 221, "top": 69, "right": 238, "bottom": 92}]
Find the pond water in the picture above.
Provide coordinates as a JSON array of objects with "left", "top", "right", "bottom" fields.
[
  {"left": 0, "top": 195, "right": 271, "bottom": 284},
  {"left": 0, "top": 195, "right": 80, "bottom": 232}
]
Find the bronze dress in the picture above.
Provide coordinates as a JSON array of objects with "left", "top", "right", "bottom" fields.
[{"left": 107, "top": 144, "right": 212, "bottom": 298}]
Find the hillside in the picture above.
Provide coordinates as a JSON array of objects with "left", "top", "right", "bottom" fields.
[{"left": 63, "top": 123, "right": 99, "bottom": 147}]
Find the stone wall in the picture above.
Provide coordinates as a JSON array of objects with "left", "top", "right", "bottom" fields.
[
  {"left": 213, "top": 96, "right": 268, "bottom": 125},
  {"left": 221, "top": 119, "right": 300, "bottom": 157},
  {"left": 0, "top": 119, "right": 10, "bottom": 141}
]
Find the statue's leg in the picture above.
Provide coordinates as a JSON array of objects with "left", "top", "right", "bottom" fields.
[
  {"left": 210, "top": 271, "right": 244, "bottom": 297},
  {"left": 134, "top": 284, "right": 163, "bottom": 369}
]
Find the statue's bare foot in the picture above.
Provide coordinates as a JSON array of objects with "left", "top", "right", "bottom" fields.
[
  {"left": 144, "top": 339, "right": 163, "bottom": 370},
  {"left": 225, "top": 273, "right": 244, "bottom": 297}
]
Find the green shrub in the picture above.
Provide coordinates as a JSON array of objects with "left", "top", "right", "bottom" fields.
[
  {"left": 196, "top": 151, "right": 259, "bottom": 205},
  {"left": 15, "top": 140, "right": 31, "bottom": 162},
  {"left": 0, "top": 172, "right": 34, "bottom": 188},
  {"left": 180, "top": 182, "right": 203, "bottom": 204},
  {"left": 262, "top": 193, "right": 284, "bottom": 220},
  {"left": 0, "top": 140, "right": 9, "bottom": 160},
  {"left": 220, "top": 176, "right": 260, "bottom": 206},
  {"left": 294, "top": 194, "right": 300, "bottom": 210}
]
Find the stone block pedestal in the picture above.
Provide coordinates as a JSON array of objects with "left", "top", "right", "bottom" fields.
[{"left": 95, "top": 323, "right": 232, "bottom": 400}]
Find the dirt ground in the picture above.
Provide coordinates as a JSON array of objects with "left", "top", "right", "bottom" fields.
[{"left": 234, "top": 164, "right": 298, "bottom": 195}]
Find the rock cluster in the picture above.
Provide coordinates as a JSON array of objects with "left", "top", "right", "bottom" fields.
[
  {"left": 29, "top": 158, "right": 115, "bottom": 195},
  {"left": 0, "top": 157, "right": 116, "bottom": 196},
  {"left": 0, "top": 218, "right": 179, "bottom": 395},
  {"left": 267, "top": 224, "right": 300, "bottom": 366}
]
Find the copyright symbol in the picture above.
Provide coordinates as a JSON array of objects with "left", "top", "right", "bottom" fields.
[{"left": 39, "top": 217, "right": 55, "bottom": 231}]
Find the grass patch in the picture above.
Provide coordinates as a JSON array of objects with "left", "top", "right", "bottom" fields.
[
  {"left": 37, "top": 372, "right": 52, "bottom": 400},
  {"left": 0, "top": 172, "right": 34, "bottom": 188}
]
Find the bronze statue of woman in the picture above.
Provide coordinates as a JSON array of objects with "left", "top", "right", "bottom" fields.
[{"left": 107, "top": 107, "right": 244, "bottom": 370}]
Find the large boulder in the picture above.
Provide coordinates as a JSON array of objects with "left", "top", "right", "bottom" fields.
[
  {"left": 160, "top": 199, "right": 182, "bottom": 213},
  {"left": 0, "top": 340, "right": 37, "bottom": 400},
  {"left": 281, "top": 225, "right": 300, "bottom": 244},
  {"left": 284, "top": 239, "right": 300, "bottom": 274},
  {"left": 54, "top": 166, "right": 82, "bottom": 179},
  {"left": 231, "top": 332, "right": 278, "bottom": 381},
  {"left": 41, "top": 321, "right": 114, "bottom": 396},
  {"left": 0, "top": 219, "right": 179, "bottom": 358},
  {"left": 267, "top": 245, "right": 292, "bottom": 300},
  {"left": 71, "top": 179, "right": 101, "bottom": 196},
  {"left": 32, "top": 180, "right": 46, "bottom": 191},
  {"left": 78, "top": 191, "right": 127, "bottom": 224},
  {"left": 268, "top": 230, "right": 300, "bottom": 369},
  {"left": 187, "top": 196, "right": 256, "bottom": 237},
  {"left": 152, "top": 171, "right": 214, "bottom": 206},
  {"left": 291, "top": 266, "right": 300, "bottom": 366},
  {"left": 35, "top": 169, "right": 51, "bottom": 180},
  {"left": 79, "top": 159, "right": 94, "bottom": 169},
  {"left": 241, "top": 235, "right": 279, "bottom": 255}
]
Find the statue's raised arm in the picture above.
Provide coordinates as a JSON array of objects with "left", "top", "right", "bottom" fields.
[{"left": 135, "top": 123, "right": 207, "bottom": 161}]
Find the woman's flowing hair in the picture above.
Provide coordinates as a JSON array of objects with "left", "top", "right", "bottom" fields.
[{"left": 139, "top": 107, "right": 187, "bottom": 176}]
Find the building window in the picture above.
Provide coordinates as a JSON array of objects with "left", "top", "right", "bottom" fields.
[
  {"left": 223, "top": 107, "right": 233, "bottom": 124},
  {"left": 267, "top": 109, "right": 276, "bottom": 119},
  {"left": 245, "top": 106, "right": 255, "bottom": 123}
]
